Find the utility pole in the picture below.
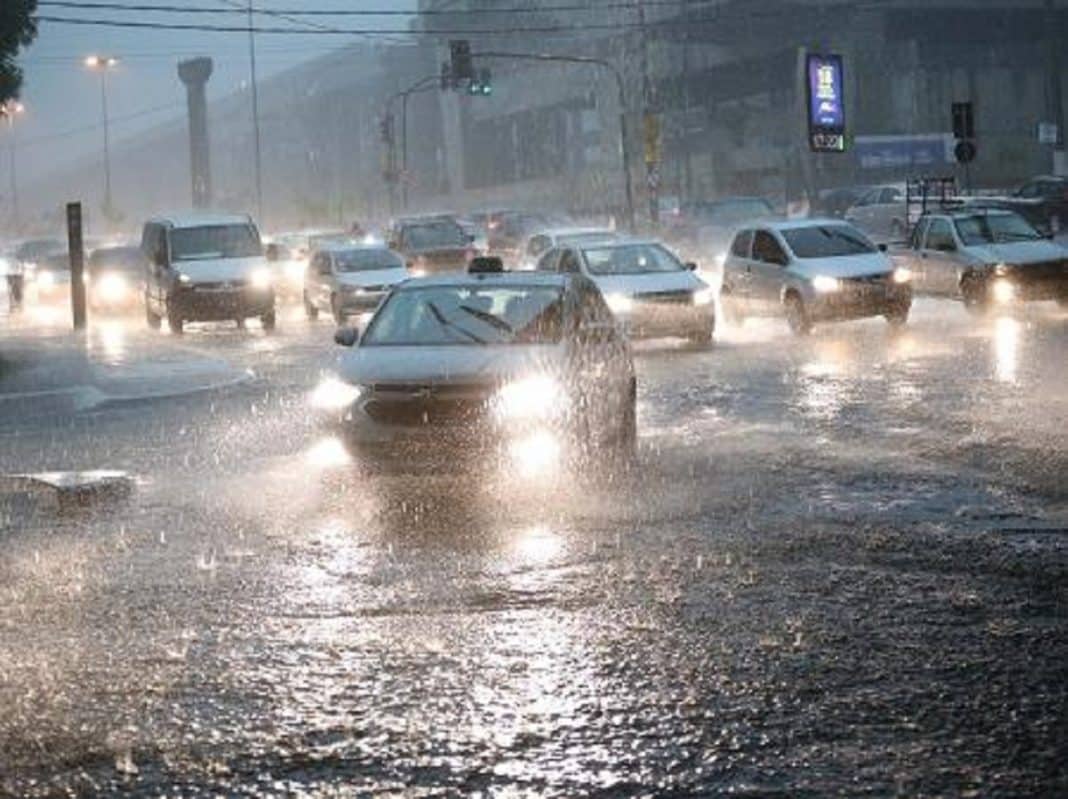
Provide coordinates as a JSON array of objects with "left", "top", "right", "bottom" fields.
[
  {"left": 2, "top": 101, "right": 24, "bottom": 233},
  {"left": 680, "top": 0, "right": 693, "bottom": 202},
  {"left": 247, "top": 0, "right": 264, "bottom": 222},
  {"left": 85, "top": 56, "right": 119, "bottom": 216},
  {"left": 637, "top": 0, "right": 660, "bottom": 228},
  {"left": 1046, "top": 0, "right": 1066, "bottom": 175}
]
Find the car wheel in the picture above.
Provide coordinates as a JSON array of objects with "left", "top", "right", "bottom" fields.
[
  {"left": 303, "top": 292, "right": 319, "bottom": 320},
  {"left": 784, "top": 293, "right": 812, "bottom": 336},
  {"left": 960, "top": 274, "right": 990, "bottom": 315},
  {"left": 331, "top": 295, "right": 345, "bottom": 326},
  {"left": 885, "top": 303, "right": 910, "bottom": 329},
  {"left": 145, "top": 300, "right": 161, "bottom": 330},
  {"left": 261, "top": 310, "right": 277, "bottom": 332}
]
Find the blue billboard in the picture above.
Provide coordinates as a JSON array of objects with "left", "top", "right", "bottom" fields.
[{"left": 806, "top": 53, "right": 846, "bottom": 152}]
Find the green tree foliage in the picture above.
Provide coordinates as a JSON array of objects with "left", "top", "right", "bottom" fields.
[{"left": 1, "top": 1, "right": 37, "bottom": 105}]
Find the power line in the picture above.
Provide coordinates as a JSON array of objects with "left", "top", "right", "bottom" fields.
[
  {"left": 18, "top": 102, "right": 184, "bottom": 149},
  {"left": 38, "top": 0, "right": 719, "bottom": 15}
]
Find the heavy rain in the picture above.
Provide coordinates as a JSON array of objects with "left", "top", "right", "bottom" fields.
[{"left": 1, "top": 1, "right": 1067, "bottom": 797}]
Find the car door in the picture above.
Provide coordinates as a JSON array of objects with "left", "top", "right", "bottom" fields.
[
  {"left": 920, "top": 218, "right": 962, "bottom": 296},
  {"left": 749, "top": 229, "right": 789, "bottom": 313},
  {"left": 722, "top": 229, "right": 755, "bottom": 310}
]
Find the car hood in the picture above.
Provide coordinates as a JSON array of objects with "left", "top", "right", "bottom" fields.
[
  {"left": 791, "top": 252, "right": 893, "bottom": 278},
  {"left": 965, "top": 239, "right": 1067, "bottom": 265},
  {"left": 336, "top": 267, "right": 409, "bottom": 289},
  {"left": 339, "top": 344, "right": 564, "bottom": 386},
  {"left": 172, "top": 256, "right": 267, "bottom": 282},
  {"left": 591, "top": 270, "right": 706, "bottom": 296},
  {"left": 407, "top": 246, "right": 469, "bottom": 258}
]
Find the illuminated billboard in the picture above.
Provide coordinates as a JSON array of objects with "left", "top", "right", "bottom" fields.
[{"left": 806, "top": 53, "right": 846, "bottom": 153}]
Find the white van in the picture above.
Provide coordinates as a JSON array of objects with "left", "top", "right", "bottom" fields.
[{"left": 141, "top": 212, "right": 275, "bottom": 334}]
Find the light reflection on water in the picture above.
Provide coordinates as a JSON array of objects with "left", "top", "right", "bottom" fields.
[{"left": 993, "top": 316, "right": 1020, "bottom": 384}]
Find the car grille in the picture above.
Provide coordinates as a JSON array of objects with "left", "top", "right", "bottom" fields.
[
  {"left": 364, "top": 382, "right": 495, "bottom": 427},
  {"left": 634, "top": 289, "right": 694, "bottom": 305},
  {"left": 191, "top": 279, "right": 248, "bottom": 291},
  {"left": 842, "top": 273, "right": 890, "bottom": 287}
]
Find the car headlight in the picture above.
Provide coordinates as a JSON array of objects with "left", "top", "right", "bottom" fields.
[
  {"left": 97, "top": 273, "right": 128, "bottom": 302},
  {"left": 250, "top": 267, "right": 273, "bottom": 290},
  {"left": 693, "top": 287, "right": 715, "bottom": 307},
  {"left": 309, "top": 377, "right": 362, "bottom": 411},
  {"left": 36, "top": 270, "right": 55, "bottom": 287},
  {"left": 812, "top": 275, "right": 840, "bottom": 294},
  {"left": 494, "top": 375, "right": 565, "bottom": 421},
  {"left": 991, "top": 278, "right": 1015, "bottom": 304},
  {"left": 177, "top": 272, "right": 192, "bottom": 284},
  {"left": 994, "top": 263, "right": 1009, "bottom": 277},
  {"left": 606, "top": 293, "right": 634, "bottom": 314},
  {"left": 892, "top": 267, "right": 912, "bottom": 284},
  {"left": 284, "top": 260, "right": 305, "bottom": 284}
]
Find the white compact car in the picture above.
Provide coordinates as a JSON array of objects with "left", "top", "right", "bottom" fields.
[
  {"left": 303, "top": 244, "right": 411, "bottom": 325},
  {"left": 517, "top": 227, "right": 618, "bottom": 270},
  {"left": 533, "top": 238, "right": 715, "bottom": 344},
  {"left": 323, "top": 258, "right": 636, "bottom": 474},
  {"left": 141, "top": 212, "right": 275, "bottom": 334},
  {"left": 722, "top": 219, "right": 912, "bottom": 335}
]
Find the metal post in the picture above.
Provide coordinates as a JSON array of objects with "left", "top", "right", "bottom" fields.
[
  {"left": 247, "top": 0, "right": 264, "bottom": 222},
  {"left": 637, "top": 0, "right": 658, "bottom": 228},
  {"left": 100, "top": 71, "right": 112, "bottom": 213},
  {"left": 6, "top": 115, "right": 17, "bottom": 232},
  {"left": 1046, "top": 0, "right": 1066, "bottom": 174},
  {"left": 402, "top": 90, "right": 411, "bottom": 211},
  {"left": 67, "top": 202, "right": 87, "bottom": 330}
]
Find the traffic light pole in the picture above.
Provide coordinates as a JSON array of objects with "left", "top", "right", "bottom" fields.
[
  {"left": 472, "top": 51, "right": 637, "bottom": 233},
  {"left": 385, "top": 75, "right": 439, "bottom": 214}
]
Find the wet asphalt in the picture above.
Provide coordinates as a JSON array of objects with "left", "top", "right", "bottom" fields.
[{"left": 1, "top": 299, "right": 1067, "bottom": 797}]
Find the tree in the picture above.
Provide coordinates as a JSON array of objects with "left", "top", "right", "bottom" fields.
[{"left": 0, "top": 1, "right": 37, "bottom": 106}]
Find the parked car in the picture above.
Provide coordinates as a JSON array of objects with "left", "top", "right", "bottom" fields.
[
  {"left": 387, "top": 215, "right": 477, "bottom": 275},
  {"left": 486, "top": 211, "right": 571, "bottom": 267},
  {"left": 87, "top": 245, "right": 146, "bottom": 312},
  {"left": 141, "top": 212, "right": 275, "bottom": 334},
  {"left": 662, "top": 196, "right": 778, "bottom": 264},
  {"left": 892, "top": 208, "right": 1068, "bottom": 311},
  {"left": 814, "top": 185, "right": 875, "bottom": 219},
  {"left": 303, "top": 243, "right": 410, "bottom": 325},
  {"left": 533, "top": 238, "right": 715, "bottom": 344},
  {"left": 1013, "top": 175, "right": 1068, "bottom": 234},
  {"left": 844, "top": 184, "right": 908, "bottom": 242},
  {"left": 517, "top": 227, "right": 618, "bottom": 270},
  {"left": 326, "top": 258, "right": 636, "bottom": 473},
  {"left": 721, "top": 219, "right": 912, "bottom": 335}
]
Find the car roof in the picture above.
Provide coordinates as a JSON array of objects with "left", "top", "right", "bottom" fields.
[
  {"left": 399, "top": 271, "right": 573, "bottom": 290},
  {"left": 148, "top": 211, "right": 254, "bottom": 229},
  {"left": 751, "top": 218, "right": 856, "bottom": 232},
  {"left": 533, "top": 227, "right": 616, "bottom": 239}
]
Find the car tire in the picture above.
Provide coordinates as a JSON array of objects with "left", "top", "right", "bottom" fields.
[
  {"left": 303, "top": 292, "right": 319, "bottom": 320},
  {"left": 331, "top": 295, "right": 345, "bottom": 326},
  {"left": 885, "top": 303, "right": 910, "bottom": 329},
  {"left": 145, "top": 301, "right": 161, "bottom": 330},
  {"left": 784, "top": 293, "right": 812, "bottom": 336},
  {"left": 261, "top": 310, "right": 276, "bottom": 332}
]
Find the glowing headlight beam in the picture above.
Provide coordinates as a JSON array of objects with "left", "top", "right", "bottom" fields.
[
  {"left": 606, "top": 293, "right": 634, "bottom": 314},
  {"left": 250, "top": 267, "right": 273, "bottom": 290},
  {"left": 494, "top": 375, "right": 565, "bottom": 421},
  {"left": 812, "top": 275, "right": 840, "bottom": 294},
  {"left": 97, "top": 273, "right": 128, "bottom": 303},
  {"left": 309, "top": 377, "right": 362, "bottom": 411},
  {"left": 991, "top": 279, "right": 1015, "bottom": 305},
  {"left": 892, "top": 267, "right": 912, "bottom": 284},
  {"left": 693, "top": 287, "right": 715, "bottom": 306}
]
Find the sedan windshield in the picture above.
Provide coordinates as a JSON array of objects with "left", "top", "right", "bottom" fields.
[
  {"left": 363, "top": 285, "right": 564, "bottom": 346},
  {"left": 954, "top": 212, "right": 1042, "bottom": 245},
  {"left": 582, "top": 243, "right": 685, "bottom": 275},
  {"left": 89, "top": 247, "right": 144, "bottom": 273},
  {"left": 404, "top": 222, "right": 467, "bottom": 250},
  {"left": 334, "top": 249, "right": 404, "bottom": 272},
  {"left": 782, "top": 225, "right": 877, "bottom": 258},
  {"left": 171, "top": 224, "right": 262, "bottom": 262}
]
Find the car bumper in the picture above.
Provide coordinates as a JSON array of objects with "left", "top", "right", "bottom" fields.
[
  {"left": 809, "top": 283, "right": 911, "bottom": 322},
  {"left": 171, "top": 286, "right": 275, "bottom": 321},
  {"left": 618, "top": 302, "right": 715, "bottom": 339}
]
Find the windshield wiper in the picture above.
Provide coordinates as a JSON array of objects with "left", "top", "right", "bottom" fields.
[
  {"left": 426, "top": 301, "right": 486, "bottom": 344},
  {"left": 458, "top": 304, "right": 513, "bottom": 334}
]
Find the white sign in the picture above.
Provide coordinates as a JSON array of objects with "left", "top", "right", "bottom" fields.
[{"left": 1038, "top": 122, "right": 1058, "bottom": 144}]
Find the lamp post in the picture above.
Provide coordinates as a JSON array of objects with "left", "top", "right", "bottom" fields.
[
  {"left": 84, "top": 54, "right": 119, "bottom": 214},
  {"left": 1, "top": 100, "right": 24, "bottom": 233}
]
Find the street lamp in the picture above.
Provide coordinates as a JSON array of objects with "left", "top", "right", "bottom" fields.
[
  {"left": 1, "top": 100, "right": 24, "bottom": 233},
  {"left": 84, "top": 54, "right": 120, "bottom": 215}
]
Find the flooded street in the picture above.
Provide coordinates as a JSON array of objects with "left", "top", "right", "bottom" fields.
[{"left": 2, "top": 302, "right": 1066, "bottom": 797}]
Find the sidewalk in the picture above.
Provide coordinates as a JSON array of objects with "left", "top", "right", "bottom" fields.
[{"left": 0, "top": 323, "right": 250, "bottom": 417}]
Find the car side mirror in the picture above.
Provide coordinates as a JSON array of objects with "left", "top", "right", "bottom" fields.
[
  {"left": 334, "top": 326, "right": 359, "bottom": 347},
  {"left": 685, "top": 261, "right": 698, "bottom": 271}
]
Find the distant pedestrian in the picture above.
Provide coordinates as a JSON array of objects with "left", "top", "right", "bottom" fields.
[{"left": 2, "top": 257, "right": 23, "bottom": 311}]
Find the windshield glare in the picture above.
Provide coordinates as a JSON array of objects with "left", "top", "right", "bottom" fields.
[
  {"left": 334, "top": 249, "right": 403, "bottom": 272},
  {"left": 404, "top": 223, "right": 467, "bottom": 249},
  {"left": 954, "top": 212, "right": 1041, "bottom": 245},
  {"left": 171, "top": 224, "right": 262, "bottom": 262},
  {"left": 782, "top": 225, "right": 877, "bottom": 258},
  {"left": 583, "top": 244, "right": 685, "bottom": 275},
  {"left": 363, "top": 285, "right": 564, "bottom": 346}
]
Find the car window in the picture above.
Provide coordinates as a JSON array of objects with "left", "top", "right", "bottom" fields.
[
  {"left": 535, "top": 249, "right": 560, "bottom": 272},
  {"left": 332, "top": 249, "right": 404, "bottom": 272},
  {"left": 924, "top": 219, "right": 956, "bottom": 251},
  {"left": 954, "top": 212, "right": 1043, "bottom": 245},
  {"left": 1017, "top": 182, "right": 1039, "bottom": 198},
  {"left": 880, "top": 188, "right": 902, "bottom": 203},
  {"left": 752, "top": 230, "right": 788, "bottom": 266},
  {"left": 857, "top": 189, "right": 879, "bottom": 207},
  {"left": 170, "top": 224, "right": 261, "bottom": 262},
  {"left": 558, "top": 250, "right": 581, "bottom": 274},
  {"left": 730, "top": 230, "right": 754, "bottom": 258}
]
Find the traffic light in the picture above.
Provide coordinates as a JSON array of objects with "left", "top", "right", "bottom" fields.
[
  {"left": 467, "top": 68, "right": 492, "bottom": 96},
  {"left": 449, "top": 40, "right": 474, "bottom": 83},
  {"left": 952, "top": 102, "right": 974, "bottom": 140}
]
